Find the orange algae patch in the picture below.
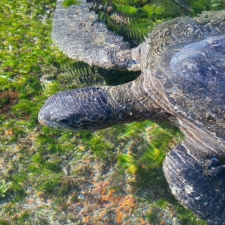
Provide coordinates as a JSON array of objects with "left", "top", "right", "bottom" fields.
[
  {"left": 115, "top": 196, "right": 137, "bottom": 224},
  {"left": 4, "top": 128, "right": 13, "bottom": 136},
  {"left": 83, "top": 216, "right": 90, "bottom": 223},
  {"left": 115, "top": 210, "right": 124, "bottom": 224},
  {"left": 139, "top": 218, "right": 148, "bottom": 225},
  {"left": 90, "top": 180, "right": 137, "bottom": 224}
]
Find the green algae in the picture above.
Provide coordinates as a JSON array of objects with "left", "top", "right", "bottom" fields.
[
  {"left": 98, "top": 0, "right": 225, "bottom": 45},
  {"left": 0, "top": 180, "right": 12, "bottom": 199},
  {"left": 62, "top": 0, "right": 81, "bottom": 8}
]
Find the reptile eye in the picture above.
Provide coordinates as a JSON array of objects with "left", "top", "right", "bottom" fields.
[{"left": 59, "top": 119, "right": 69, "bottom": 124}]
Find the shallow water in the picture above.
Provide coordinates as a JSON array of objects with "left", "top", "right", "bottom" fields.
[{"left": 0, "top": 0, "right": 224, "bottom": 224}]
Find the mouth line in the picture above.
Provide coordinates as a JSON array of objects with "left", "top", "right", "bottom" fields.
[
  {"left": 38, "top": 112, "right": 75, "bottom": 131},
  {"left": 38, "top": 113, "right": 48, "bottom": 127}
]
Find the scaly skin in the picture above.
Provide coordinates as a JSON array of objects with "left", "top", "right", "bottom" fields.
[{"left": 38, "top": 78, "right": 172, "bottom": 132}]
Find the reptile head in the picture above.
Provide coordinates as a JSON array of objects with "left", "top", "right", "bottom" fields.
[{"left": 38, "top": 87, "right": 114, "bottom": 132}]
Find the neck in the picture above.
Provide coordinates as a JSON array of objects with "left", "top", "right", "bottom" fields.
[{"left": 105, "top": 78, "right": 172, "bottom": 126}]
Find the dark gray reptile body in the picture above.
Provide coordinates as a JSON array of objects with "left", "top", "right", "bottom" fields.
[{"left": 39, "top": 2, "right": 225, "bottom": 224}]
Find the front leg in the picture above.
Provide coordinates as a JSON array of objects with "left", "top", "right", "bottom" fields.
[{"left": 163, "top": 141, "right": 225, "bottom": 224}]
